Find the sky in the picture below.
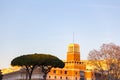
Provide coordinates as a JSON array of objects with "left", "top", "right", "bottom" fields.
[{"left": 0, "top": 0, "right": 120, "bottom": 69}]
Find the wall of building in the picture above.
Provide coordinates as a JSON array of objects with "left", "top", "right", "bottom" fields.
[
  {"left": 3, "top": 43, "right": 95, "bottom": 80},
  {"left": 3, "top": 68, "right": 44, "bottom": 80}
]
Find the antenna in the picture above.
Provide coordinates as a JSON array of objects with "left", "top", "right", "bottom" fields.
[{"left": 73, "top": 32, "right": 74, "bottom": 43}]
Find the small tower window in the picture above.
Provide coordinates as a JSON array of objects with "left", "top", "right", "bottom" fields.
[
  {"left": 69, "top": 47, "right": 73, "bottom": 52},
  {"left": 75, "top": 47, "right": 79, "bottom": 52}
]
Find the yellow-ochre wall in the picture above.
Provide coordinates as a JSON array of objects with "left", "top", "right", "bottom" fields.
[{"left": 48, "top": 43, "right": 94, "bottom": 80}]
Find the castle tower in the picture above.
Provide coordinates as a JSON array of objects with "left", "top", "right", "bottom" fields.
[{"left": 67, "top": 43, "right": 80, "bottom": 62}]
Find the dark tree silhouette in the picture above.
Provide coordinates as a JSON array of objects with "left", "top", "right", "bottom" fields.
[
  {"left": 0, "top": 69, "right": 3, "bottom": 80},
  {"left": 11, "top": 53, "right": 65, "bottom": 80},
  {"left": 11, "top": 54, "right": 38, "bottom": 80},
  {"left": 37, "top": 54, "right": 65, "bottom": 80}
]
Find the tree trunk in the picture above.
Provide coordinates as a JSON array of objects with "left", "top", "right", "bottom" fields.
[
  {"left": 29, "top": 73, "right": 32, "bottom": 80},
  {"left": 26, "top": 72, "right": 28, "bottom": 80},
  {"left": 43, "top": 73, "right": 47, "bottom": 80}
]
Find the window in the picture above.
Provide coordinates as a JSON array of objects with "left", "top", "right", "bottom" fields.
[
  {"left": 60, "top": 71, "right": 62, "bottom": 74},
  {"left": 65, "top": 71, "right": 67, "bottom": 74},
  {"left": 54, "top": 76, "right": 56, "bottom": 79},
  {"left": 53, "top": 70, "right": 56, "bottom": 74},
  {"left": 66, "top": 77, "right": 68, "bottom": 80},
  {"left": 80, "top": 71, "right": 85, "bottom": 77},
  {"left": 76, "top": 72, "right": 77, "bottom": 75},
  {"left": 60, "top": 76, "right": 62, "bottom": 79},
  {"left": 80, "top": 78, "right": 85, "bottom": 80},
  {"left": 69, "top": 47, "right": 73, "bottom": 52},
  {"left": 75, "top": 77, "right": 77, "bottom": 80}
]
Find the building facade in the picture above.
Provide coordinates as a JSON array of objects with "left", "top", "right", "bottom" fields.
[
  {"left": 47, "top": 43, "right": 94, "bottom": 80},
  {"left": 3, "top": 43, "right": 94, "bottom": 80},
  {"left": 3, "top": 68, "right": 44, "bottom": 80}
]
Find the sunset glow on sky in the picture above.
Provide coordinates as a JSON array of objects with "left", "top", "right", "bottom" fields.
[{"left": 0, "top": 0, "right": 120, "bottom": 69}]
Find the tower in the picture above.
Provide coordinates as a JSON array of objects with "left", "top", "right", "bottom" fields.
[
  {"left": 67, "top": 43, "right": 80, "bottom": 62},
  {"left": 66, "top": 43, "right": 82, "bottom": 69}
]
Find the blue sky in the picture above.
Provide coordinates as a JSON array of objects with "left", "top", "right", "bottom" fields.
[{"left": 0, "top": 0, "right": 120, "bottom": 69}]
